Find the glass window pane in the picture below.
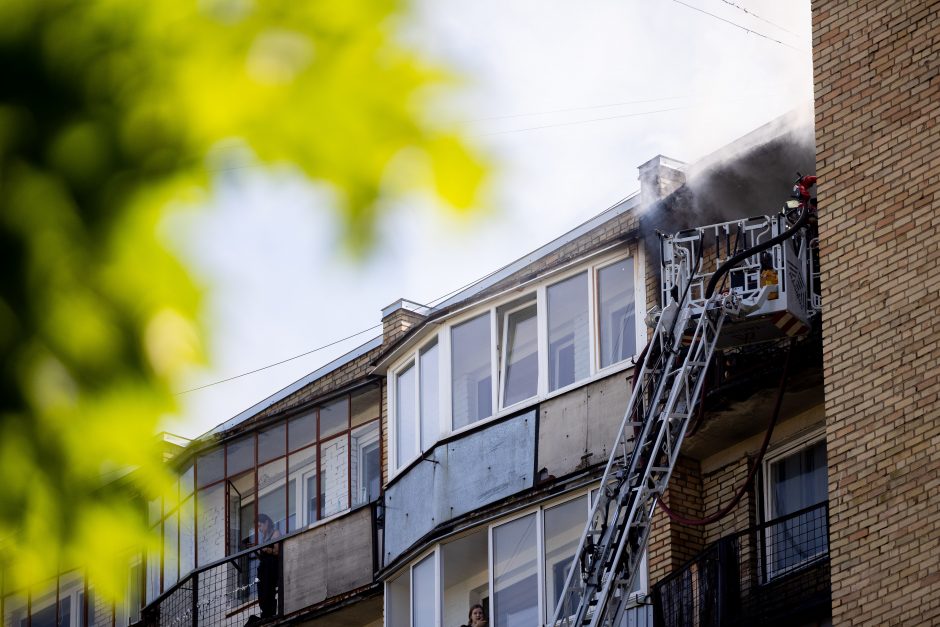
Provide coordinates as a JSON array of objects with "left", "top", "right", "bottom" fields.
[
  {"left": 441, "top": 529, "right": 488, "bottom": 627},
  {"left": 771, "top": 440, "right": 828, "bottom": 515},
  {"left": 451, "top": 313, "right": 493, "bottom": 429},
  {"left": 29, "top": 587, "right": 59, "bottom": 627},
  {"left": 163, "top": 512, "right": 178, "bottom": 588},
  {"left": 420, "top": 341, "right": 439, "bottom": 452},
  {"left": 289, "top": 411, "right": 317, "bottom": 452},
  {"left": 396, "top": 362, "right": 417, "bottom": 468},
  {"left": 503, "top": 304, "right": 539, "bottom": 407},
  {"left": 320, "top": 397, "right": 349, "bottom": 439},
  {"left": 226, "top": 436, "right": 255, "bottom": 477},
  {"left": 351, "top": 421, "right": 381, "bottom": 507},
  {"left": 493, "top": 513, "right": 538, "bottom": 627},
  {"left": 180, "top": 464, "right": 194, "bottom": 499},
  {"left": 258, "top": 423, "right": 286, "bottom": 464},
  {"left": 196, "top": 483, "right": 225, "bottom": 567},
  {"left": 412, "top": 554, "right": 436, "bottom": 627},
  {"left": 320, "top": 436, "right": 349, "bottom": 518},
  {"left": 3, "top": 593, "right": 27, "bottom": 627},
  {"left": 179, "top": 497, "right": 195, "bottom": 577},
  {"left": 598, "top": 258, "right": 636, "bottom": 368},
  {"left": 288, "top": 447, "right": 317, "bottom": 530},
  {"left": 258, "top": 458, "right": 288, "bottom": 535},
  {"left": 126, "top": 561, "right": 143, "bottom": 626},
  {"left": 58, "top": 572, "right": 83, "bottom": 627},
  {"left": 548, "top": 272, "right": 589, "bottom": 391},
  {"left": 146, "top": 540, "right": 161, "bottom": 602},
  {"left": 386, "top": 571, "right": 410, "bottom": 627},
  {"left": 768, "top": 440, "right": 829, "bottom": 577},
  {"left": 196, "top": 448, "right": 224, "bottom": 488},
  {"left": 148, "top": 497, "right": 162, "bottom": 527},
  {"left": 351, "top": 385, "right": 381, "bottom": 427},
  {"left": 544, "top": 496, "right": 587, "bottom": 623},
  {"left": 227, "top": 471, "right": 256, "bottom": 552}
]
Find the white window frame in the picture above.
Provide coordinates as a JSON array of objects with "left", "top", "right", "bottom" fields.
[
  {"left": 761, "top": 428, "right": 828, "bottom": 580},
  {"left": 499, "top": 300, "right": 540, "bottom": 411},
  {"left": 387, "top": 249, "right": 645, "bottom": 482},
  {"left": 390, "top": 335, "right": 447, "bottom": 474},
  {"left": 593, "top": 255, "right": 644, "bottom": 374},
  {"left": 410, "top": 548, "right": 441, "bottom": 627},
  {"left": 354, "top": 426, "right": 381, "bottom": 505}
]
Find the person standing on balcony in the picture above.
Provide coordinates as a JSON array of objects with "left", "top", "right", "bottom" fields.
[{"left": 256, "top": 513, "right": 282, "bottom": 620}]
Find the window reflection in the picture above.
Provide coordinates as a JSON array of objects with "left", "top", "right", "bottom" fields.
[
  {"left": 319, "top": 397, "right": 349, "bottom": 439},
  {"left": 451, "top": 313, "right": 492, "bottom": 429},
  {"left": 351, "top": 386, "right": 381, "bottom": 427},
  {"left": 412, "top": 554, "right": 436, "bottom": 627},
  {"left": 258, "top": 458, "right": 287, "bottom": 535},
  {"left": 419, "top": 341, "right": 440, "bottom": 452},
  {"left": 597, "top": 258, "right": 636, "bottom": 368},
  {"left": 352, "top": 421, "right": 381, "bottom": 507},
  {"left": 396, "top": 362, "right": 417, "bottom": 467},
  {"left": 288, "top": 446, "right": 317, "bottom": 531},
  {"left": 543, "top": 496, "right": 587, "bottom": 623},
  {"left": 258, "top": 424, "right": 286, "bottom": 464},
  {"left": 548, "top": 273, "right": 589, "bottom": 392},
  {"left": 493, "top": 514, "right": 538, "bottom": 627},
  {"left": 226, "top": 436, "right": 255, "bottom": 477},
  {"left": 502, "top": 303, "right": 538, "bottom": 407},
  {"left": 196, "top": 448, "right": 223, "bottom": 488}
]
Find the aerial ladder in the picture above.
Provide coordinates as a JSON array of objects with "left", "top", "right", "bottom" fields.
[{"left": 551, "top": 177, "right": 819, "bottom": 627}]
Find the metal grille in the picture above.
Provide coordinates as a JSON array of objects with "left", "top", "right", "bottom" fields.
[
  {"left": 140, "top": 544, "right": 280, "bottom": 627},
  {"left": 652, "top": 502, "right": 830, "bottom": 627}
]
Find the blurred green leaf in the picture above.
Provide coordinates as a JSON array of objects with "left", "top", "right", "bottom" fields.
[{"left": 0, "top": 0, "right": 487, "bottom": 599}]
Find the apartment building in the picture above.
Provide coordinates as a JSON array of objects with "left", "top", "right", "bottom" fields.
[{"left": 3, "top": 3, "right": 936, "bottom": 625}]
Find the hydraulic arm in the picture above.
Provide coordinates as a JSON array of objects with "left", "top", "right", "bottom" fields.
[{"left": 551, "top": 199, "right": 812, "bottom": 627}]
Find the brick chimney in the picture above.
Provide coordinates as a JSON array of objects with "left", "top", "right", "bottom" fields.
[
  {"left": 381, "top": 299, "right": 429, "bottom": 346},
  {"left": 638, "top": 155, "right": 686, "bottom": 208}
]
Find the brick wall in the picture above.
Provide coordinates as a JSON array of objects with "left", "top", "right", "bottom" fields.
[
  {"left": 701, "top": 457, "right": 754, "bottom": 546},
  {"left": 813, "top": 1, "right": 940, "bottom": 624},
  {"left": 261, "top": 346, "right": 384, "bottom": 420},
  {"left": 647, "top": 455, "right": 705, "bottom": 584}
]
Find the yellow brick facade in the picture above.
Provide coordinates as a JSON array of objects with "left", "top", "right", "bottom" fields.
[{"left": 813, "top": 1, "right": 940, "bottom": 624}]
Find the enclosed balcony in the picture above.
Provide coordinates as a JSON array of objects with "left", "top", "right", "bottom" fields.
[{"left": 139, "top": 504, "right": 381, "bottom": 627}]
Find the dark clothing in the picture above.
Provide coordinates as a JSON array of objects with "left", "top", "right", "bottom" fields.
[{"left": 257, "top": 551, "right": 279, "bottom": 618}]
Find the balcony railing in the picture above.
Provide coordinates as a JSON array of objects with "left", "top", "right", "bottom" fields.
[
  {"left": 140, "top": 541, "right": 282, "bottom": 627},
  {"left": 139, "top": 504, "right": 379, "bottom": 627},
  {"left": 652, "top": 502, "right": 830, "bottom": 627}
]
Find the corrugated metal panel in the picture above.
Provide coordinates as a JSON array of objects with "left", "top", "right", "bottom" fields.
[{"left": 383, "top": 410, "right": 537, "bottom": 564}]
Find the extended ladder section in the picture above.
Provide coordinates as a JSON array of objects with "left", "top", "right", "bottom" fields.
[{"left": 551, "top": 208, "right": 816, "bottom": 627}]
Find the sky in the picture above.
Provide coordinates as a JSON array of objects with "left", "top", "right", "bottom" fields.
[{"left": 161, "top": 0, "right": 815, "bottom": 440}]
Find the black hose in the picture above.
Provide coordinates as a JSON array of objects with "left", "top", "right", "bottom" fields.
[{"left": 704, "top": 205, "right": 809, "bottom": 299}]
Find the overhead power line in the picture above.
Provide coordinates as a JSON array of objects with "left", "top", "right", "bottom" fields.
[
  {"left": 671, "top": 0, "right": 806, "bottom": 52},
  {"left": 718, "top": 0, "right": 801, "bottom": 38},
  {"left": 176, "top": 324, "right": 383, "bottom": 394},
  {"left": 176, "top": 259, "right": 515, "bottom": 396}
]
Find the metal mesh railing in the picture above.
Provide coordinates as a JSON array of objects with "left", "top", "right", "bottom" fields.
[
  {"left": 653, "top": 502, "right": 830, "bottom": 627},
  {"left": 140, "top": 544, "right": 281, "bottom": 627}
]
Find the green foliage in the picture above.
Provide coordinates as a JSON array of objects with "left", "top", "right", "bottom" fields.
[{"left": 0, "top": 0, "right": 485, "bottom": 598}]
